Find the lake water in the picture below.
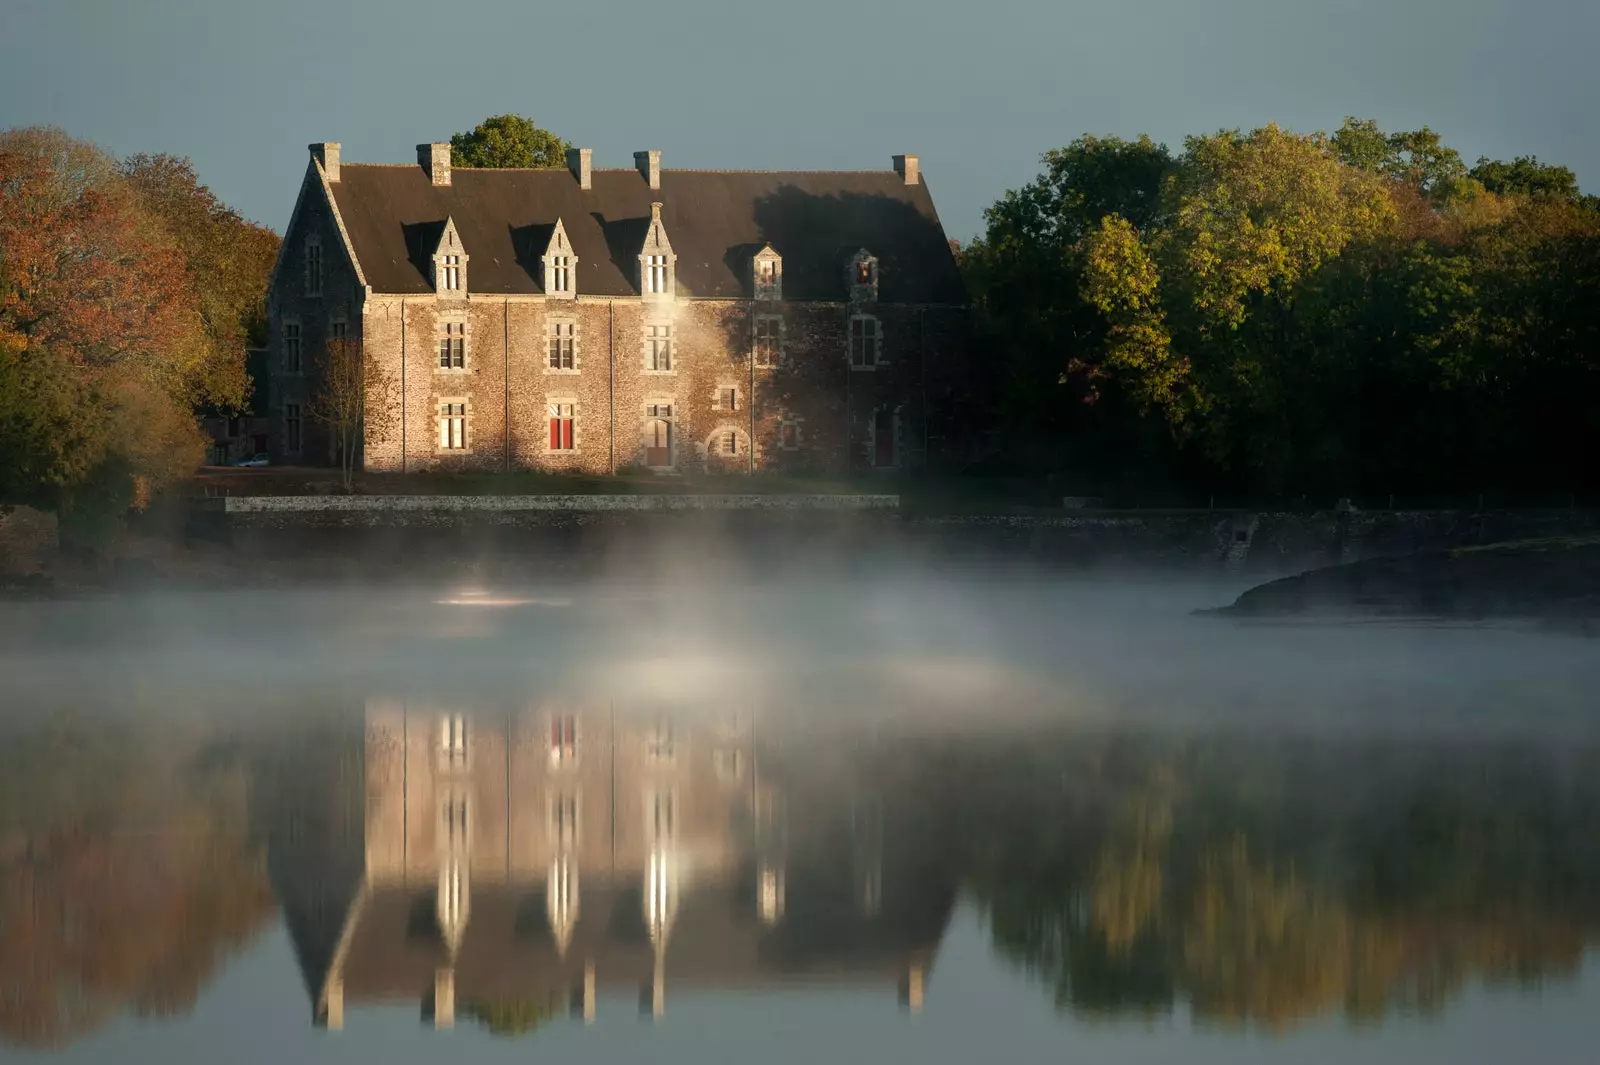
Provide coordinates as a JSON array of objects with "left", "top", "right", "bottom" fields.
[{"left": 2, "top": 576, "right": 1598, "bottom": 1063}]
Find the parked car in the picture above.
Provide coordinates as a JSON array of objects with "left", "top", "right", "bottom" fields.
[{"left": 232, "top": 453, "right": 270, "bottom": 468}]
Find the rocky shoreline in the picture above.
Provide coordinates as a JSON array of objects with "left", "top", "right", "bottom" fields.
[{"left": 1204, "top": 536, "right": 1600, "bottom": 627}]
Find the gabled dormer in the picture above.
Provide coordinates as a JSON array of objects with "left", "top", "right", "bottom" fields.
[
  {"left": 433, "top": 216, "right": 468, "bottom": 297},
  {"left": 639, "top": 202, "right": 676, "bottom": 300},
  {"left": 543, "top": 218, "right": 576, "bottom": 299},
  {"left": 753, "top": 244, "right": 782, "bottom": 301},
  {"left": 849, "top": 248, "right": 878, "bottom": 303}
]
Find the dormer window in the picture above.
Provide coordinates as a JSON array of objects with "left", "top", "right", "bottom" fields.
[
  {"left": 753, "top": 244, "right": 782, "bottom": 300},
  {"left": 542, "top": 218, "right": 577, "bottom": 299},
  {"left": 432, "top": 217, "right": 468, "bottom": 296},
  {"left": 849, "top": 248, "right": 879, "bottom": 301},
  {"left": 638, "top": 202, "right": 676, "bottom": 299}
]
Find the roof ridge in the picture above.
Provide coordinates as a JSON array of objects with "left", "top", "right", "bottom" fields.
[{"left": 341, "top": 162, "right": 904, "bottom": 176}]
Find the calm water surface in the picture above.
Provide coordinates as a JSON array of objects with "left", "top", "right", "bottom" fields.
[{"left": 2, "top": 577, "right": 1597, "bottom": 1063}]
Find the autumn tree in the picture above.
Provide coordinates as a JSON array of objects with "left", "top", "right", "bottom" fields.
[
  {"left": 118, "top": 153, "right": 280, "bottom": 411},
  {"left": 450, "top": 114, "right": 570, "bottom": 169},
  {"left": 0, "top": 127, "right": 214, "bottom": 526},
  {"left": 307, "top": 337, "right": 397, "bottom": 491}
]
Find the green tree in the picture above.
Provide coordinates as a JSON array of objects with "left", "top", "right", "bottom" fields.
[
  {"left": 1469, "top": 155, "right": 1581, "bottom": 200},
  {"left": 449, "top": 114, "right": 571, "bottom": 169},
  {"left": 961, "top": 135, "right": 1175, "bottom": 480}
]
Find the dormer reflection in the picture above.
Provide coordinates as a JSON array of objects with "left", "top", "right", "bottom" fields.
[{"left": 287, "top": 698, "right": 954, "bottom": 1034}]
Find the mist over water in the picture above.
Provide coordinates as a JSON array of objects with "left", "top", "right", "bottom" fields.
[{"left": 2, "top": 570, "right": 1598, "bottom": 1061}]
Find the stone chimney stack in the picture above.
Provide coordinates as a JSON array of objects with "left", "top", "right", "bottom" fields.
[
  {"left": 310, "top": 142, "right": 341, "bottom": 183},
  {"left": 567, "top": 147, "right": 593, "bottom": 190},
  {"left": 418, "top": 142, "right": 451, "bottom": 186},
  {"left": 893, "top": 154, "right": 920, "bottom": 186},
  {"left": 634, "top": 150, "right": 661, "bottom": 190}
]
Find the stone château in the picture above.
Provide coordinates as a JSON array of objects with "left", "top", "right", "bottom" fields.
[{"left": 265, "top": 141, "right": 970, "bottom": 475}]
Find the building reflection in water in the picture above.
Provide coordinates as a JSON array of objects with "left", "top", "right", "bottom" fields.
[{"left": 275, "top": 700, "right": 953, "bottom": 1033}]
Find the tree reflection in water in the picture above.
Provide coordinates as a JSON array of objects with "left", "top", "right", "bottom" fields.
[
  {"left": 2, "top": 705, "right": 1597, "bottom": 1047},
  {"left": 954, "top": 732, "right": 1600, "bottom": 1029},
  {"left": 0, "top": 716, "right": 275, "bottom": 1048}
]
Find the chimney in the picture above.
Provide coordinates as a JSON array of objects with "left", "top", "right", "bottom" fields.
[
  {"left": 431, "top": 968, "right": 455, "bottom": 1029},
  {"left": 567, "top": 147, "right": 592, "bottom": 190},
  {"left": 893, "top": 154, "right": 920, "bottom": 186},
  {"left": 417, "top": 142, "right": 451, "bottom": 186},
  {"left": 310, "top": 142, "right": 341, "bottom": 183},
  {"left": 634, "top": 149, "right": 661, "bottom": 190}
]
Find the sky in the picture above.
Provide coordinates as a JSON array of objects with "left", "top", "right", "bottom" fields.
[{"left": 1, "top": 0, "right": 1596, "bottom": 242}]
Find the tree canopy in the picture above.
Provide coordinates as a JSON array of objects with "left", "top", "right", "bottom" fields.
[
  {"left": 449, "top": 114, "right": 571, "bottom": 169},
  {"left": 963, "top": 119, "right": 1599, "bottom": 502},
  {"left": 0, "top": 127, "right": 277, "bottom": 528}
]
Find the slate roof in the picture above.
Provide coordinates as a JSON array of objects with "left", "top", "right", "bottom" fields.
[{"left": 325, "top": 164, "right": 967, "bottom": 303}]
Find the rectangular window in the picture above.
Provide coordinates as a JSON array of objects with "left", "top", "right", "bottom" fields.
[
  {"left": 551, "top": 793, "right": 579, "bottom": 850},
  {"left": 306, "top": 242, "right": 323, "bottom": 296},
  {"left": 548, "top": 321, "right": 575, "bottom": 370},
  {"left": 548, "top": 403, "right": 575, "bottom": 451},
  {"left": 649, "top": 790, "right": 676, "bottom": 845},
  {"left": 645, "top": 254, "right": 669, "bottom": 295},
  {"left": 439, "top": 322, "right": 465, "bottom": 369},
  {"left": 549, "top": 255, "right": 571, "bottom": 294},
  {"left": 754, "top": 316, "right": 782, "bottom": 367},
  {"left": 550, "top": 714, "right": 578, "bottom": 765},
  {"left": 779, "top": 419, "right": 800, "bottom": 451},
  {"left": 850, "top": 316, "right": 880, "bottom": 368},
  {"left": 442, "top": 793, "right": 469, "bottom": 851},
  {"left": 721, "top": 387, "right": 738, "bottom": 412},
  {"left": 439, "top": 402, "right": 466, "bottom": 450},
  {"left": 647, "top": 719, "right": 675, "bottom": 762},
  {"left": 283, "top": 323, "right": 302, "bottom": 373},
  {"left": 441, "top": 254, "right": 460, "bottom": 291},
  {"left": 284, "top": 401, "right": 302, "bottom": 453},
  {"left": 330, "top": 320, "right": 347, "bottom": 342},
  {"left": 856, "top": 260, "right": 874, "bottom": 285},
  {"left": 722, "top": 431, "right": 738, "bottom": 455},
  {"left": 440, "top": 715, "right": 467, "bottom": 767},
  {"left": 647, "top": 324, "right": 672, "bottom": 371},
  {"left": 759, "top": 260, "right": 776, "bottom": 283}
]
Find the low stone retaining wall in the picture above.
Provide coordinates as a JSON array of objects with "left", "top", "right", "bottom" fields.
[
  {"left": 223, "top": 494, "right": 899, "bottom": 514},
  {"left": 197, "top": 495, "right": 1600, "bottom": 581}
]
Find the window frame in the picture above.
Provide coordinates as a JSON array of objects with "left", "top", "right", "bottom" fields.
[
  {"left": 282, "top": 321, "right": 303, "bottom": 374},
  {"left": 645, "top": 322, "right": 674, "bottom": 373},
  {"left": 547, "top": 400, "right": 577, "bottom": 453},
  {"left": 438, "top": 399, "right": 468, "bottom": 452},
  {"left": 546, "top": 318, "right": 577, "bottom": 372},
  {"left": 283, "top": 400, "right": 303, "bottom": 454},
  {"left": 549, "top": 713, "right": 579, "bottom": 767},
  {"left": 438, "top": 320, "right": 466, "bottom": 371},
  {"left": 754, "top": 314, "right": 784, "bottom": 368},
  {"left": 305, "top": 237, "right": 323, "bottom": 297},
  {"left": 850, "top": 314, "right": 881, "bottom": 370}
]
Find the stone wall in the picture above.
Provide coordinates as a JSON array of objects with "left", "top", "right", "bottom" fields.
[
  {"left": 210, "top": 503, "right": 1600, "bottom": 584},
  {"left": 353, "top": 294, "right": 958, "bottom": 477}
]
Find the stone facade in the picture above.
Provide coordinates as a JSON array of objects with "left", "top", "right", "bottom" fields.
[{"left": 265, "top": 143, "right": 970, "bottom": 476}]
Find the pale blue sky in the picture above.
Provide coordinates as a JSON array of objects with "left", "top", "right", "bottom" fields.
[{"left": 1, "top": 0, "right": 1595, "bottom": 240}]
